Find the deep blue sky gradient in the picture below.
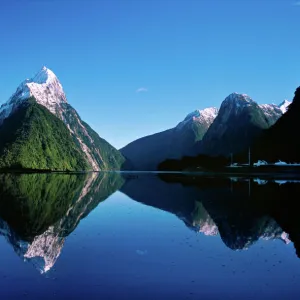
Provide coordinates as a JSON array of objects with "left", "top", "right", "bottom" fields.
[{"left": 0, "top": 0, "right": 299, "bottom": 148}]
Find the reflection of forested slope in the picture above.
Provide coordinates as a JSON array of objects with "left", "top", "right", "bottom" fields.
[
  {"left": 0, "top": 173, "right": 86, "bottom": 240},
  {"left": 59, "top": 172, "right": 125, "bottom": 237},
  {"left": 121, "top": 174, "right": 291, "bottom": 253},
  {"left": 0, "top": 172, "right": 124, "bottom": 273}
]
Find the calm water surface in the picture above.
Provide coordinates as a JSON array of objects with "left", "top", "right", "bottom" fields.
[{"left": 0, "top": 172, "right": 299, "bottom": 299}]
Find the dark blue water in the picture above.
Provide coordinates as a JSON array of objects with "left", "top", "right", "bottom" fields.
[{"left": 0, "top": 172, "right": 299, "bottom": 299}]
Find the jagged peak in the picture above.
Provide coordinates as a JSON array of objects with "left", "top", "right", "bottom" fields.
[
  {"left": 30, "top": 66, "right": 58, "bottom": 84},
  {"left": 0, "top": 67, "right": 67, "bottom": 123},
  {"left": 183, "top": 107, "right": 218, "bottom": 122},
  {"left": 259, "top": 103, "right": 282, "bottom": 112},
  {"left": 218, "top": 93, "right": 256, "bottom": 114},
  {"left": 224, "top": 92, "right": 254, "bottom": 104},
  {"left": 177, "top": 107, "right": 218, "bottom": 129},
  {"left": 279, "top": 99, "right": 291, "bottom": 105},
  {"left": 18, "top": 66, "right": 58, "bottom": 87},
  {"left": 24, "top": 66, "right": 68, "bottom": 107},
  {"left": 278, "top": 99, "right": 291, "bottom": 114},
  {"left": 259, "top": 104, "right": 282, "bottom": 121},
  {"left": 184, "top": 109, "right": 201, "bottom": 121}
]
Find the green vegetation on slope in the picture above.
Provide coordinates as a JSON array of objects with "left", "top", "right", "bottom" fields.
[{"left": 0, "top": 99, "right": 89, "bottom": 171}]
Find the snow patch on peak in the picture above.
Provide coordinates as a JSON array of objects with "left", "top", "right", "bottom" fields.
[
  {"left": 26, "top": 66, "right": 67, "bottom": 108},
  {"left": 278, "top": 99, "right": 291, "bottom": 113},
  {"left": 184, "top": 109, "right": 202, "bottom": 121},
  {"left": 184, "top": 107, "right": 218, "bottom": 122},
  {"left": 224, "top": 93, "right": 254, "bottom": 105},
  {"left": 31, "top": 66, "right": 57, "bottom": 84},
  {"left": 0, "top": 67, "right": 67, "bottom": 123},
  {"left": 177, "top": 107, "right": 218, "bottom": 129},
  {"left": 259, "top": 103, "right": 282, "bottom": 117},
  {"left": 218, "top": 93, "right": 256, "bottom": 121}
]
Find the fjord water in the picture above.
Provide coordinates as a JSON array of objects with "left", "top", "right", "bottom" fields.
[{"left": 0, "top": 173, "right": 299, "bottom": 299}]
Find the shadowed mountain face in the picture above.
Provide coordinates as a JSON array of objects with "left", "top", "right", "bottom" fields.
[
  {"left": 120, "top": 108, "right": 218, "bottom": 170},
  {"left": 253, "top": 87, "right": 300, "bottom": 163},
  {"left": 121, "top": 94, "right": 287, "bottom": 171},
  {"left": 198, "top": 93, "right": 276, "bottom": 157},
  {"left": 121, "top": 174, "right": 300, "bottom": 255},
  {"left": 0, "top": 172, "right": 124, "bottom": 273}
]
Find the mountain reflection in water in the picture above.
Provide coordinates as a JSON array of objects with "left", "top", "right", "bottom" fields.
[
  {"left": 0, "top": 171, "right": 299, "bottom": 276},
  {"left": 0, "top": 172, "right": 124, "bottom": 273},
  {"left": 121, "top": 174, "right": 295, "bottom": 251}
]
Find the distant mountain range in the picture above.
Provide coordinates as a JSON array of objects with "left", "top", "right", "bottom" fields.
[
  {"left": 121, "top": 107, "right": 218, "bottom": 170},
  {"left": 0, "top": 66, "right": 296, "bottom": 171},
  {"left": 0, "top": 67, "right": 126, "bottom": 171},
  {"left": 121, "top": 93, "right": 291, "bottom": 170},
  {"left": 198, "top": 93, "right": 286, "bottom": 157}
]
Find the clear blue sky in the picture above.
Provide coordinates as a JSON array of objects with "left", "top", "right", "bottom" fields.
[{"left": 0, "top": 0, "right": 299, "bottom": 148}]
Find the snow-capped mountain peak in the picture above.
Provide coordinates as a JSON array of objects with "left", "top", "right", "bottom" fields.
[
  {"left": 223, "top": 93, "right": 254, "bottom": 106},
  {"left": 259, "top": 103, "right": 282, "bottom": 118},
  {"left": 0, "top": 66, "right": 67, "bottom": 123},
  {"left": 217, "top": 93, "right": 256, "bottom": 121},
  {"left": 31, "top": 66, "right": 58, "bottom": 84},
  {"left": 183, "top": 107, "right": 218, "bottom": 122},
  {"left": 183, "top": 109, "right": 202, "bottom": 121},
  {"left": 0, "top": 67, "right": 124, "bottom": 171},
  {"left": 23, "top": 66, "right": 67, "bottom": 108},
  {"left": 278, "top": 99, "right": 291, "bottom": 113},
  {"left": 177, "top": 107, "right": 218, "bottom": 129}
]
